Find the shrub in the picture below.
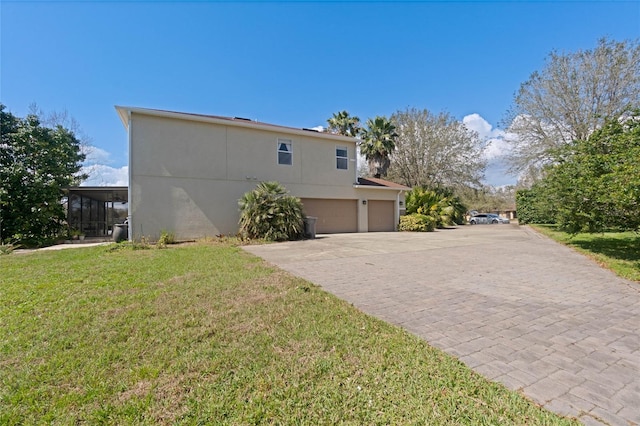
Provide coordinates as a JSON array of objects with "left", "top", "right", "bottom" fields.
[
  {"left": 0, "top": 243, "right": 16, "bottom": 255},
  {"left": 515, "top": 187, "right": 555, "bottom": 225},
  {"left": 157, "top": 230, "right": 176, "bottom": 248},
  {"left": 398, "top": 214, "right": 436, "bottom": 232},
  {"left": 238, "top": 182, "right": 304, "bottom": 241},
  {"left": 405, "top": 187, "right": 467, "bottom": 228}
]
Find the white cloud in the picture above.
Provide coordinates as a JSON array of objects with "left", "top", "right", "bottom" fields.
[
  {"left": 463, "top": 113, "right": 498, "bottom": 139},
  {"left": 79, "top": 144, "right": 128, "bottom": 186},
  {"left": 484, "top": 137, "right": 512, "bottom": 161},
  {"left": 81, "top": 164, "right": 128, "bottom": 186},
  {"left": 463, "top": 113, "right": 512, "bottom": 161},
  {"left": 462, "top": 113, "right": 520, "bottom": 187},
  {"left": 311, "top": 125, "right": 325, "bottom": 132},
  {"left": 82, "top": 145, "right": 113, "bottom": 164}
]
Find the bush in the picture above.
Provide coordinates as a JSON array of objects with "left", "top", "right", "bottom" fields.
[
  {"left": 405, "top": 187, "right": 467, "bottom": 228},
  {"left": 157, "top": 230, "right": 176, "bottom": 248},
  {"left": 398, "top": 214, "right": 436, "bottom": 232},
  {"left": 515, "top": 188, "right": 555, "bottom": 225},
  {"left": 238, "top": 182, "right": 304, "bottom": 241},
  {"left": 0, "top": 243, "right": 16, "bottom": 255}
]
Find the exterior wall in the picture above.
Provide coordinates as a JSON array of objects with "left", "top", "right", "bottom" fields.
[
  {"left": 127, "top": 110, "right": 407, "bottom": 240},
  {"left": 129, "top": 112, "right": 364, "bottom": 240},
  {"left": 129, "top": 176, "right": 258, "bottom": 240}
]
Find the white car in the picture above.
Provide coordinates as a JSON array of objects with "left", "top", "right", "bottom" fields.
[{"left": 469, "top": 213, "right": 510, "bottom": 225}]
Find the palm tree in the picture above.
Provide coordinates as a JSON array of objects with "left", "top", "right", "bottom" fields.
[
  {"left": 326, "top": 110, "right": 361, "bottom": 137},
  {"left": 238, "top": 181, "right": 304, "bottom": 241},
  {"left": 405, "top": 187, "right": 468, "bottom": 228},
  {"left": 360, "top": 116, "right": 398, "bottom": 178}
]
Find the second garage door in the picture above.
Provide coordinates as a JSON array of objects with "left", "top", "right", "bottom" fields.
[
  {"left": 368, "top": 200, "right": 395, "bottom": 232},
  {"left": 300, "top": 198, "right": 358, "bottom": 234}
]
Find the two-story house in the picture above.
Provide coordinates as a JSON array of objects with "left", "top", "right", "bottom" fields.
[{"left": 115, "top": 106, "right": 408, "bottom": 241}]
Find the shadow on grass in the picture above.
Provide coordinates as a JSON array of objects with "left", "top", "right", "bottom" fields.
[
  {"left": 568, "top": 235, "right": 640, "bottom": 263},
  {"left": 532, "top": 225, "right": 640, "bottom": 281}
]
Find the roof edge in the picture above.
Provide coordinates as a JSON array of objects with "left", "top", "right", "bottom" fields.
[
  {"left": 353, "top": 184, "right": 407, "bottom": 191},
  {"left": 114, "top": 105, "right": 357, "bottom": 143},
  {"left": 355, "top": 177, "right": 411, "bottom": 190}
]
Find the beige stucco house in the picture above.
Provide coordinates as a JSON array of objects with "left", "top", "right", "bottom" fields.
[{"left": 115, "top": 106, "right": 408, "bottom": 241}]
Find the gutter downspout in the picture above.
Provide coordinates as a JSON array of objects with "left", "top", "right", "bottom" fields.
[
  {"left": 395, "top": 190, "right": 405, "bottom": 231},
  {"left": 127, "top": 110, "right": 133, "bottom": 241}
]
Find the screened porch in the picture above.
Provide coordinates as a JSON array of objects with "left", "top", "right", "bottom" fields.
[{"left": 65, "top": 187, "right": 128, "bottom": 237}]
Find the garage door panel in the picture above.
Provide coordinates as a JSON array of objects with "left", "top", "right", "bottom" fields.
[
  {"left": 301, "top": 198, "right": 357, "bottom": 234},
  {"left": 368, "top": 200, "right": 395, "bottom": 232}
]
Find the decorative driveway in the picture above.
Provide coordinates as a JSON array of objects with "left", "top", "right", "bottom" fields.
[{"left": 244, "top": 226, "right": 639, "bottom": 426}]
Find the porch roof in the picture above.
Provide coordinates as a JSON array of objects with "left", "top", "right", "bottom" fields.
[{"left": 65, "top": 187, "right": 128, "bottom": 202}]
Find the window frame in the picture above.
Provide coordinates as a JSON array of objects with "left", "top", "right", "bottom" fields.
[
  {"left": 336, "top": 145, "right": 349, "bottom": 170},
  {"left": 277, "top": 138, "right": 293, "bottom": 166}
]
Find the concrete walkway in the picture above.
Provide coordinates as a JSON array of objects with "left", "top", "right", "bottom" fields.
[
  {"left": 13, "top": 241, "right": 111, "bottom": 253},
  {"left": 244, "top": 226, "right": 640, "bottom": 426}
]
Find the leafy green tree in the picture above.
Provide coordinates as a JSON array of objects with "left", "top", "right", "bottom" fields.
[
  {"left": 238, "top": 181, "right": 304, "bottom": 241},
  {"left": 326, "top": 110, "right": 361, "bottom": 137},
  {"left": 543, "top": 111, "right": 640, "bottom": 233},
  {"left": 515, "top": 186, "right": 556, "bottom": 225},
  {"left": 360, "top": 116, "right": 398, "bottom": 178},
  {"left": 1, "top": 105, "right": 87, "bottom": 246}
]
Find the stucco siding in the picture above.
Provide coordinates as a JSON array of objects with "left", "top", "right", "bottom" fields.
[
  {"left": 129, "top": 175, "right": 258, "bottom": 240},
  {"left": 131, "top": 113, "right": 228, "bottom": 180},
  {"left": 299, "top": 139, "right": 356, "bottom": 186},
  {"left": 122, "top": 107, "right": 405, "bottom": 240},
  {"left": 226, "top": 126, "right": 302, "bottom": 184}
]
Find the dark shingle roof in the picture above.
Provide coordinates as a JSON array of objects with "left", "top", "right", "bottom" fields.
[{"left": 357, "top": 177, "right": 411, "bottom": 190}]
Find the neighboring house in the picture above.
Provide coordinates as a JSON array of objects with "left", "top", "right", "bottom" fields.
[{"left": 115, "top": 106, "right": 409, "bottom": 241}]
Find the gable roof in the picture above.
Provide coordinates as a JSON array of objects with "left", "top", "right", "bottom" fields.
[
  {"left": 355, "top": 177, "right": 411, "bottom": 190},
  {"left": 115, "top": 106, "right": 357, "bottom": 144}
]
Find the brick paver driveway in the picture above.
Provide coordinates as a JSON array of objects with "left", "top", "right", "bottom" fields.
[{"left": 244, "top": 225, "right": 639, "bottom": 426}]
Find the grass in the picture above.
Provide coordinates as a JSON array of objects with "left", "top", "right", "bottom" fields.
[
  {"left": 1, "top": 241, "right": 578, "bottom": 425},
  {"left": 530, "top": 225, "right": 640, "bottom": 282}
]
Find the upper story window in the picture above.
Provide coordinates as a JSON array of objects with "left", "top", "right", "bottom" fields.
[
  {"left": 336, "top": 146, "right": 348, "bottom": 170},
  {"left": 278, "top": 139, "right": 292, "bottom": 165}
]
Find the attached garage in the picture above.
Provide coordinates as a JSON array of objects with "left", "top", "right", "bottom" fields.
[
  {"left": 367, "top": 200, "right": 395, "bottom": 232},
  {"left": 300, "top": 198, "right": 358, "bottom": 233}
]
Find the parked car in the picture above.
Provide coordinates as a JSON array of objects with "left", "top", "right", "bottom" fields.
[{"left": 469, "top": 213, "right": 510, "bottom": 225}]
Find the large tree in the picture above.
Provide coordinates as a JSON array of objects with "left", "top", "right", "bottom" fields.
[
  {"left": 0, "top": 104, "right": 87, "bottom": 246},
  {"left": 388, "top": 107, "right": 486, "bottom": 189},
  {"left": 359, "top": 116, "right": 398, "bottom": 178},
  {"left": 545, "top": 110, "right": 640, "bottom": 233},
  {"left": 326, "top": 110, "right": 361, "bottom": 137},
  {"left": 504, "top": 38, "right": 640, "bottom": 176}
]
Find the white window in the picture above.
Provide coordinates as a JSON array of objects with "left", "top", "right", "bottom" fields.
[
  {"left": 278, "top": 139, "right": 292, "bottom": 165},
  {"left": 336, "top": 146, "right": 348, "bottom": 170}
]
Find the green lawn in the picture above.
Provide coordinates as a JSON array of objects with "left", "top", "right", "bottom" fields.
[
  {"left": 1, "top": 241, "right": 577, "bottom": 425},
  {"left": 530, "top": 225, "right": 640, "bottom": 282}
]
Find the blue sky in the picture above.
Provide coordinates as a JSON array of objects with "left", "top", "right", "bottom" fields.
[{"left": 2, "top": 1, "right": 638, "bottom": 186}]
